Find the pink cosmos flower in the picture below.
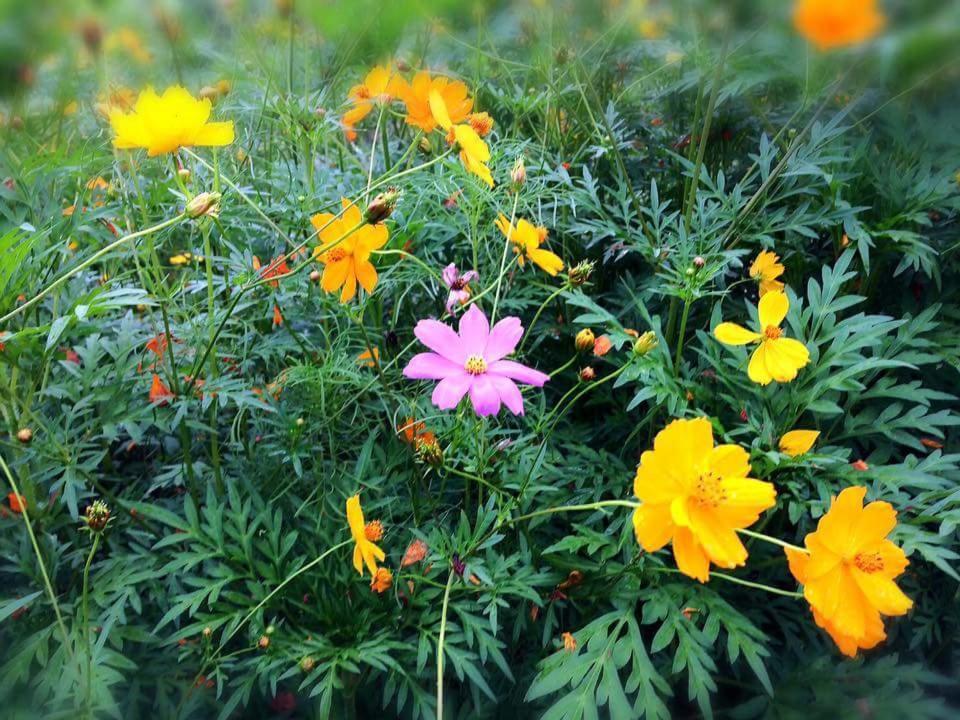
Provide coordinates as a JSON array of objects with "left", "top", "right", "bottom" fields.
[
  {"left": 442, "top": 263, "right": 478, "bottom": 314},
  {"left": 403, "top": 304, "right": 549, "bottom": 417}
]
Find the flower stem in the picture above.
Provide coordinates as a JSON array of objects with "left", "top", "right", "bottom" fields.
[
  {"left": 504, "top": 499, "right": 639, "bottom": 528},
  {"left": 1, "top": 213, "right": 185, "bottom": 325},
  {"left": 651, "top": 566, "right": 803, "bottom": 598},
  {"left": 673, "top": 295, "right": 692, "bottom": 376},
  {"left": 737, "top": 527, "right": 807, "bottom": 554},
  {"left": 490, "top": 192, "right": 521, "bottom": 322},
  {"left": 436, "top": 570, "right": 454, "bottom": 720},
  {"left": 83, "top": 533, "right": 100, "bottom": 717},
  {"left": 0, "top": 452, "right": 74, "bottom": 661},
  {"left": 519, "top": 283, "right": 568, "bottom": 354}
]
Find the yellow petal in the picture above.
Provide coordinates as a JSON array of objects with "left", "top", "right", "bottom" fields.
[
  {"left": 632, "top": 505, "right": 674, "bottom": 552},
  {"left": 713, "top": 322, "right": 761, "bottom": 346},
  {"left": 673, "top": 528, "right": 710, "bottom": 582},
  {"left": 763, "top": 337, "right": 809, "bottom": 383},
  {"left": 707, "top": 444, "right": 751, "bottom": 478},
  {"left": 747, "top": 344, "right": 774, "bottom": 385},
  {"left": 429, "top": 89, "right": 453, "bottom": 130},
  {"left": 779, "top": 430, "right": 820, "bottom": 457},
  {"left": 852, "top": 569, "right": 913, "bottom": 616},
  {"left": 757, "top": 290, "right": 789, "bottom": 329},
  {"left": 528, "top": 248, "right": 564, "bottom": 276},
  {"left": 193, "top": 121, "right": 235, "bottom": 147},
  {"left": 355, "top": 259, "right": 378, "bottom": 294}
]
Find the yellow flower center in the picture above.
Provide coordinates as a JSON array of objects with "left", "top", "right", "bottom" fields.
[
  {"left": 355, "top": 85, "right": 372, "bottom": 100},
  {"left": 464, "top": 355, "right": 487, "bottom": 375},
  {"left": 853, "top": 551, "right": 884, "bottom": 574},
  {"left": 692, "top": 471, "right": 726, "bottom": 508},
  {"left": 763, "top": 325, "right": 782, "bottom": 340}
]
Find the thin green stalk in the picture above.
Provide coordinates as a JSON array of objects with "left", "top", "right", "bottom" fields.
[
  {"left": 1, "top": 214, "right": 185, "bottom": 325},
  {"left": 436, "top": 570, "right": 454, "bottom": 720},
  {"left": 82, "top": 534, "right": 100, "bottom": 718},
  {"left": 672, "top": 296, "right": 692, "bottom": 375},
  {"left": 490, "top": 192, "right": 521, "bottom": 321},
  {"left": 0, "top": 453, "right": 74, "bottom": 661},
  {"left": 737, "top": 527, "right": 806, "bottom": 554},
  {"left": 518, "top": 283, "right": 568, "bottom": 353}
]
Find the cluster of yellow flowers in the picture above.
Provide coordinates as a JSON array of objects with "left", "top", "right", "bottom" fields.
[
  {"left": 342, "top": 65, "right": 495, "bottom": 187},
  {"left": 631, "top": 416, "right": 912, "bottom": 657}
]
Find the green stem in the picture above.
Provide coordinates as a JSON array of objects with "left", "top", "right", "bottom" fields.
[
  {"left": 83, "top": 534, "right": 100, "bottom": 718},
  {"left": 1, "top": 214, "right": 185, "bottom": 325},
  {"left": 436, "top": 570, "right": 454, "bottom": 720},
  {"left": 0, "top": 453, "right": 74, "bottom": 661},
  {"left": 490, "top": 192, "right": 521, "bottom": 321},
  {"left": 518, "top": 283, "right": 568, "bottom": 353},
  {"left": 737, "top": 527, "right": 806, "bottom": 554},
  {"left": 673, "top": 296, "right": 692, "bottom": 376}
]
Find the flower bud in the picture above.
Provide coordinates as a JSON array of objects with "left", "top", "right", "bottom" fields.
[
  {"left": 417, "top": 438, "right": 444, "bottom": 467},
  {"left": 365, "top": 187, "right": 401, "bottom": 224},
  {"left": 16, "top": 427, "right": 32, "bottom": 444},
  {"left": 84, "top": 499, "right": 111, "bottom": 533},
  {"left": 258, "top": 635, "right": 270, "bottom": 650},
  {"left": 300, "top": 656, "right": 316, "bottom": 673},
  {"left": 186, "top": 192, "right": 221, "bottom": 219},
  {"left": 265, "top": 624, "right": 276, "bottom": 636},
  {"left": 632, "top": 331, "right": 658, "bottom": 357},
  {"left": 198, "top": 86, "right": 219, "bottom": 102},
  {"left": 178, "top": 168, "right": 191, "bottom": 182},
  {"left": 510, "top": 156, "right": 526, "bottom": 189},
  {"left": 309, "top": 270, "right": 321, "bottom": 282},
  {"left": 575, "top": 328, "right": 595, "bottom": 352},
  {"left": 567, "top": 260, "right": 595, "bottom": 287},
  {"left": 579, "top": 366, "right": 596, "bottom": 382},
  {"left": 418, "top": 136, "right": 433, "bottom": 154},
  {"left": 202, "top": 626, "right": 213, "bottom": 639},
  {"left": 693, "top": 256, "right": 705, "bottom": 268}
]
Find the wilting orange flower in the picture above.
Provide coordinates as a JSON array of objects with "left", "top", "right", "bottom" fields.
[
  {"left": 370, "top": 567, "right": 393, "bottom": 594},
  {"left": 357, "top": 347, "right": 380, "bottom": 367},
  {"left": 311, "top": 198, "right": 389, "bottom": 303},
  {"left": 467, "top": 112, "right": 494, "bottom": 137},
  {"left": 364, "top": 520, "right": 384, "bottom": 542},
  {"left": 146, "top": 333, "right": 171, "bottom": 360},
  {"left": 920, "top": 438, "right": 943, "bottom": 450},
  {"left": 398, "top": 70, "right": 473, "bottom": 133},
  {"left": 851, "top": 459, "right": 869, "bottom": 471},
  {"left": 347, "top": 494, "right": 385, "bottom": 576},
  {"left": 561, "top": 632, "right": 577, "bottom": 652},
  {"left": 402, "top": 539, "right": 428, "bottom": 567},
  {"left": 253, "top": 255, "right": 290, "bottom": 288},
  {"left": 793, "top": 0, "right": 884, "bottom": 51},
  {"left": 785, "top": 487, "right": 912, "bottom": 657},
  {"left": 272, "top": 304, "right": 283, "bottom": 327},
  {"left": 749, "top": 250, "right": 785, "bottom": 297},
  {"left": 779, "top": 429, "right": 820, "bottom": 457},
  {"left": 632, "top": 417, "right": 777, "bottom": 582},
  {"left": 398, "top": 417, "right": 426, "bottom": 444},
  {"left": 593, "top": 335, "right": 612, "bottom": 357},
  {"left": 149, "top": 374, "right": 174, "bottom": 405},
  {"left": 7, "top": 492, "right": 26, "bottom": 513},
  {"left": 109, "top": 86, "right": 234, "bottom": 157},
  {"left": 343, "top": 64, "right": 403, "bottom": 141}
]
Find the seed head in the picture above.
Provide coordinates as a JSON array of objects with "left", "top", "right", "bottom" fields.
[
  {"left": 186, "top": 192, "right": 221, "bottom": 219},
  {"left": 84, "top": 500, "right": 111, "bottom": 533},
  {"left": 365, "top": 187, "right": 401, "bottom": 224}
]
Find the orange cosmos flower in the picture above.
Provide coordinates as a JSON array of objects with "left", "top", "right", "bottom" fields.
[
  {"left": 402, "top": 539, "right": 428, "bottom": 567},
  {"left": 429, "top": 89, "right": 493, "bottom": 187},
  {"left": 593, "top": 335, "right": 612, "bottom": 357},
  {"left": 632, "top": 417, "right": 777, "bottom": 582},
  {"left": 311, "top": 198, "right": 388, "bottom": 303},
  {"left": 370, "top": 567, "right": 393, "bottom": 594},
  {"left": 7, "top": 492, "right": 26, "bottom": 513},
  {"left": 149, "top": 374, "right": 174, "bottom": 405},
  {"left": 494, "top": 216, "right": 564, "bottom": 276},
  {"left": 793, "top": 0, "right": 884, "bottom": 50},
  {"left": 785, "top": 487, "right": 912, "bottom": 657},
  {"left": 357, "top": 347, "right": 380, "bottom": 368},
  {"left": 253, "top": 255, "right": 290, "bottom": 288},
  {"left": 343, "top": 64, "right": 403, "bottom": 141},
  {"left": 347, "top": 494, "right": 385, "bottom": 576},
  {"left": 398, "top": 70, "right": 473, "bottom": 133}
]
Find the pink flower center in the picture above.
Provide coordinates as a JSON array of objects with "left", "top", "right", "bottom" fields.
[{"left": 464, "top": 355, "right": 487, "bottom": 375}]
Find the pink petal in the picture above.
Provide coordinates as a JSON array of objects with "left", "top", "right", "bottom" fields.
[
  {"left": 431, "top": 373, "right": 473, "bottom": 410},
  {"left": 483, "top": 316, "right": 523, "bottom": 362},
  {"left": 489, "top": 375, "right": 524, "bottom": 415},
  {"left": 461, "top": 270, "right": 479, "bottom": 284},
  {"left": 403, "top": 352, "right": 464, "bottom": 380},
  {"left": 469, "top": 375, "right": 501, "bottom": 416},
  {"left": 487, "top": 360, "right": 550, "bottom": 387},
  {"left": 415, "top": 319, "right": 466, "bottom": 363},
  {"left": 458, "top": 304, "right": 489, "bottom": 357},
  {"left": 442, "top": 263, "right": 458, "bottom": 288},
  {"left": 446, "top": 289, "right": 469, "bottom": 314}
]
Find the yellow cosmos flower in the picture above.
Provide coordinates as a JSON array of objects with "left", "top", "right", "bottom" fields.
[
  {"left": 429, "top": 90, "right": 494, "bottom": 188},
  {"left": 749, "top": 250, "right": 784, "bottom": 297},
  {"left": 713, "top": 291, "right": 810, "bottom": 385},
  {"left": 347, "top": 494, "right": 385, "bottom": 576},
  {"left": 632, "top": 417, "right": 777, "bottom": 582},
  {"left": 793, "top": 0, "right": 884, "bottom": 51},
  {"left": 779, "top": 429, "right": 820, "bottom": 457},
  {"left": 495, "top": 215, "right": 564, "bottom": 276},
  {"left": 109, "top": 86, "right": 235, "bottom": 157},
  {"left": 398, "top": 70, "right": 473, "bottom": 133},
  {"left": 343, "top": 64, "right": 403, "bottom": 141},
  {"left": 785, "top": 487, "right": 912, "bottom": 657},
  {"left": 311, "top": 198, "right": 388, "bottom": 303}
]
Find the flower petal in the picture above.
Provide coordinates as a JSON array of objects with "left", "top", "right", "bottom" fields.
[
  {"left": 714, "top": 322, "right": 761, "bottom": 346},
  {"left": 415, "top": 318, "right": 466, "bottom": 364},
  {"left": 484, "top": 316, "right": 523, "bottom": 362},
  {"left": 458, "top": 304, "right": 489, "bottom": 357},
  {"left": 632, "top": 504, "right": 674, "bottom": 552},
  {"left": 673, "top": 527, "right": 710, "bottom": 583},
  {"left": 487, "top": 359, "right": 550, "bottom": 386},
  {"left": 469, "top": 375, "right": 501, "bottom": 416},
  {"left": 758, "top": 290, "right": 789, "bottom": 329},
  {"left": 489, "top": 374, "right": 525, "bottom": 415},
  {"left": 403, "top": 353, "right": 465, "bottom": 380},
  {"left": 431, "top": 374, "right": 473, "bottom": 410}
]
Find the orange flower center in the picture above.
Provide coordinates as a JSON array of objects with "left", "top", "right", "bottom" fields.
[
  {"left": 853, "top": 551, "right": 884, "bottom": 574},
  {"left": 325, "top": 247, "right": 347, "bottom": 263},
  {"left": 763, "top": 325, "right": 782, "bottom": 340},
  {"left": 692, "top": 471, "right": 726, "bottom": 508},
  {"left": 355, "top": 86, "right": 372, "bottom": 100},
  {"left": 464, "top": 355, "right": 487, "bottom": 375}
]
